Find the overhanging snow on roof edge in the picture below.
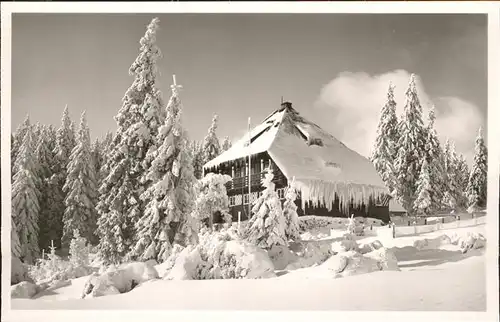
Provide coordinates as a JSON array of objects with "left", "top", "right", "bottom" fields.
[{"left": 203, "top": 103, "right": 389, "bottom": 213}]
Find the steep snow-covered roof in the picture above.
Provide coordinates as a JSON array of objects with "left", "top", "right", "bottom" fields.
[{"left": 204, "top": 103, "right": 389, "bottom": 213}]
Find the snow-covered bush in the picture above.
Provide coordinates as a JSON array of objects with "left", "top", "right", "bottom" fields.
[
  {"left": 192, "top": 173, "right": 232, "bottom": 229},
  {"left": 81, "top": 261, "right": 159, "bottom": 299},
  {"left": 165, "top": 227, "right": 276, "bottom": 280},
  {"left": 286, "top": 241, "right": 334, "bottom": 270},
  {"left": 331, "top": 233, "right": 360, "bottom": 254},
  {"left": 364, "top": 247, "right": 400, "bottom": 271},
  {"left": 298, "top": 216, "right": 345, "bottom": 233},
  {"left": 458, "top": 232, "right": 486, "bottom": 254},
  {"left": 321, "top": 251, "right": 382, "bottom": 277},
  {"left": 413, "top": 235, "right": 452, "bottom": 250}
]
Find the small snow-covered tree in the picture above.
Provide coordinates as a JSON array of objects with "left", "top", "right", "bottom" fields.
[
  {"left": 202, "top": 114, "right": 221, "bottom": 164},
  {"left": 413, "top": 159, "right": 433, "bottom": 217},
  {"left": 371, "top": 82, "right": 399, "bottom": 195},
  {"left": 192, "top": 173, "right": 232, "bottom": 229},
  {"left": 394, "top": 74, "right": 428, "bottom": 217},
  {"left": 221, "top": 136, "right": 232, "bottom": 152},
  {"left": 12, "top": 128, "right": 41, "bottom": 264},
  {"left": 282, "top": 177, "right": 300, "bottom": 241},
  {"left": 245, "top": 166, "right": 287, "bottom": 249},
  {"left": 69, "top": 229, "right": 90, "bottom": 268},
  {"left": 97, "top": 17, "right": 165, "bottom": 264},
  {"left": 467, "top": 127, "right": 488, "bottom": 211},
  {"left": 62, "top": 111, "right": 99, "bottom": 248},
  {"left": 128, "top": 76, "right": 198, "bottom": 263}
]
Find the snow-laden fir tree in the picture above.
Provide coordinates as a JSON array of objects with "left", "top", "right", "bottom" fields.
[
  {"left": 282, "top": 177, "right": 300, "bottom": 241},
  {"left": 35, "top": 125, "right": 58, "bottom": 251},
  {"left": 455, "top": 153, "right": 470, "bottom": 209},
  {"left": 466, "top": 127, "right": 487, "bottom": 211},
  {"left": 394, "top": 74, "right": 428, "bottom": 216},
  {"left": 442, "top": 139, "right": 465, "bottom": 211},
  {"left": 69, "top": 229, "right": 90, "bottom": 268},
  {"left": 91, "top": 138, "right": 103, "bottom": 185},
  {"left": 11, "top": 115, "right": 31, "bottom": 179},
  {"left": 97, "top": 17, "right": 165, "bottom": 264},
  {"left": 371, "top": 82, "right": 399, "bottom": 196},
  {"left": 245, "top": 166, "right": 287, "bottom": 249},
  {"left": 422, "top": 105, "right": 446, "bottom": 212},
  {"left": 191, "top": 140, "right": 205, "bottom": 179},
  {"left": 221, "top": 136, "right": 232, "bottom": 152},
  {"left": 192, "top": 173, "right": 232, "bottom": 229},
  {"left": 12, "top": 127, "right": 41, "bottom": 264},
  {"left": 413, "top": 159, "right": 433, "bottom": 217},
  {"left": 202, "top": 114, "right": 221, "bottom": 164},
  {"left": 128, "top": 76, "right": 198, "bottom": 263},
  {"left": 48, "top": 106, "right": 76, "bottom": 249},
  {"left": 62, "top": 111, "right": 99, "bottom": 248},
  {"left": 97, "top": 131, "right": 114, "bottom": 188}
]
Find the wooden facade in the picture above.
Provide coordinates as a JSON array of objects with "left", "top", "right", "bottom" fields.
[{"left": 205, "top": 152, "right": 391, "bottom": 223}]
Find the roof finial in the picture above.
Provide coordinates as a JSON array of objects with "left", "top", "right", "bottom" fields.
[{"left": 281, "top": 96, "right": 284, "bottom": 104}]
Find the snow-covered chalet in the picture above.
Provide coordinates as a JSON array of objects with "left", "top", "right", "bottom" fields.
[{"left": 203, "top": 102, "right": 391, "bottom": 223}]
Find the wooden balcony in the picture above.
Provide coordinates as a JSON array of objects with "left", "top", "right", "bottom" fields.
[{"left": 225, "top": 171, "right": 286, "bottom": 191}]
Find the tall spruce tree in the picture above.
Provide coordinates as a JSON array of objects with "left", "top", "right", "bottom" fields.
[
  {"left": 466, "top": 127, "right": 488, "bottom": 211},
  {"left": 35, "top": 125, "right": 58, "bottom": 251},
  {"left": 12, "top": 127, "right": 41, "bottom": 264},
  {"left": 129, "top": 76, "right": 198, "bottom": 263},
  {"left": 423, "top": 105, "right": 446, "bottom": 212},
  {"left": 97, "top": 18, "right": 165, "bottom": 264},
  {"left": 62, "top": 111, "right": 99, "bottom": 247},
  {"left": 371, "top": 82, "right": 399, "bottom": 195},
  {"left": 48, "top": 105, "right": 77, "bottom": 248},
  {"left": 202, "top": 114, "right": 221, "bottom": 164},
  {"left": 455, "top": 153, "right": 470, "bottom": 210},
  {"left": 394, "top": 74, "right": 428, "bottom": 217}
]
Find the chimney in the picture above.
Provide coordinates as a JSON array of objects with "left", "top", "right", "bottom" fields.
[{"left": 281, "top": 101, "right": 292, "bottom": 110}]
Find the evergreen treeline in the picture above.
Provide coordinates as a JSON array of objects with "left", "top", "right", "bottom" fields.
[{"left": 371, "top": 75, "right": 488, "bottom": 217}]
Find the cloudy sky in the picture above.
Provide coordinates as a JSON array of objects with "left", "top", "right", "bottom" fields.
[{"left": 12, "top": 14, "right": 487, "bottom": 164}]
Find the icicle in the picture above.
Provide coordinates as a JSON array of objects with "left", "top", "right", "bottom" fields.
[{"left": 295, "top": 178, "right": 387, "bottom": 216}]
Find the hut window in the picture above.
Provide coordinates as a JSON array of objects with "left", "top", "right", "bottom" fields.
[
  {"left": 243, "top": 194, "right": 249, "bottom": 205},
  {"left": 234, "top": 194, "right": 243, "bottom": 205},
  {"left": 229, "top": 196, "right": 236, "bottom": 207},
  {"left": 277, "top": 188, "right": 285, "bottom": 199},
  {"left": 308, "top": 138, "right": 324, "bottom": 146}
]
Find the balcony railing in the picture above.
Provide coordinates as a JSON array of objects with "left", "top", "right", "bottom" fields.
[{"left": 225, "top": 171, "right": 286, "bottom": 191}]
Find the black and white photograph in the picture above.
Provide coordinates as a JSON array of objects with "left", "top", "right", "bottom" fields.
[{"left": 1, "top": 2, "right": 499, "bottom": 321}]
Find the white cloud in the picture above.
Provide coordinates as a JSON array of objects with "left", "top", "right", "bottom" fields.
[{"left": 315, "top": 69, "right": 484, "bottom": 165}]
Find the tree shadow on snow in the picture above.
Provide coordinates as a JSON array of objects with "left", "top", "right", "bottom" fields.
[{"left": 394, "top": 247, "right": 483, "bottom": 269}]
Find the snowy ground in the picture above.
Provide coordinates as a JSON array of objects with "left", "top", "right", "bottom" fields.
[{"left": 11, "top": 221, "right": 487, "bottom": 311}]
